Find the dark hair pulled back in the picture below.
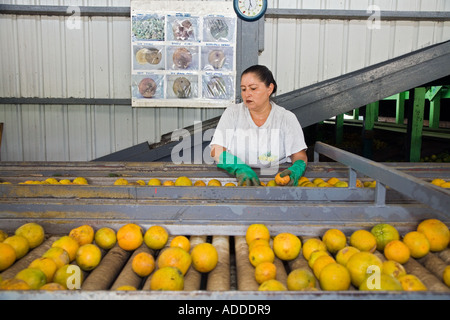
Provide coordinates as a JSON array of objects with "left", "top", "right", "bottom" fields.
[{"left": 241, "top": 65, "right": 277, "bottom": 96}]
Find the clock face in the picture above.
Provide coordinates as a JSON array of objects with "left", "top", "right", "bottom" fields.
[{"left": 234, "top": 0, "right": 267, "bottom": 21}]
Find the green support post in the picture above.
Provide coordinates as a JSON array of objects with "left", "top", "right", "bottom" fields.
[
  {"left": 335, "top": 114, "right": 344, "bottom": 145},
  {"left": 396, "top": 91, "right": 406, "bottom": 124},
  {"left": 362, "top": 103, "right": 377, "bottom": 159},
  {"left": 353, "top": 108, "right": 359, "bottom": 120},
  {"left": 428, "top": 86, "right": 442, "bottom": 129},
  {"left": 364, "top": 102, "right": 377, "bottom": 130},
  {"left": 409, "top": 87, "right": 426, "bottom": 162}
]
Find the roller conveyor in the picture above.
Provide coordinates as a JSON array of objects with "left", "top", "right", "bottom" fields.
[{"left": 0, "top": 142, "right": 449, "bottom": 299}]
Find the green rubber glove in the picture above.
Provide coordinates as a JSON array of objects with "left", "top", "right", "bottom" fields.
[
  {"left": 217, "top": 151, "right": 260, "bottom": 186},
  {"left": 279, "top": 159, "right": 306, "bottom": 186}
]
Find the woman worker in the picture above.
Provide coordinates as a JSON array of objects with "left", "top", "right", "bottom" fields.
[{"left": 210, "top": 65, "right": 308, "bottom": 186}]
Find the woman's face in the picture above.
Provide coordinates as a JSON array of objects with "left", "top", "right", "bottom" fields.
[{"left": 240, "top": 72, "right": 274, "bottom": 111}]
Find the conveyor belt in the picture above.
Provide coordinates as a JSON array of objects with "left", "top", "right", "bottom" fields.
[
  {"left": 0, "top": 142, "right": 448, "bottom": 299},
  {"left": 0, "top": 232, "right": 449, "bottom": 299}
]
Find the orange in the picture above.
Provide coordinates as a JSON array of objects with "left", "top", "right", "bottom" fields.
[
  {"left": 224, "top": 182, "right": 236, "bottom": 187},
  {"left": 94, "top": 227, "right": 117, "bottom": 250},
  {"left": 398, "top": 274, "right": 427, "bottom": 291},
  {"left": 402, "top": 231, "right": 430, "bottom": 258},
  {"left": 193, "top": 180, "right": 206, "bottom": 186},
  {"left": 53, "top": 264, "right": 83, "bottom": 290},
  {"left": 254, "top": 262, "right": 277, "bottom": 284},
  {"left": 76, "top": 243, "right": 102, "bottom": 271},
  {"left": 132, "top": 252, "right": 155, "bottom": 277},
  {"left": 286, "top": 268, "right": 316, "bottom": 290},
  {"left": 69, "top": 225, "right": 94, "bottom": 246},
  {"left": 302, "top": 238, "right": 327, "bottom": 260},
  {"left": 319, "top": 263, "right": 351, "bottom": 291},
  {"left": 117, "top": 223, "right": 144, "bottom": 251},
  {"left": 42, "top": 247, "right": 70, "bottom": 269},
  {"left": 157, "top": 247, "right": 192, "bottom": 275},
  {"left": 15, "top": 222, "right": 45, "bottom": 249},
  {"left": 150, "top": 266, "right": 184, "bottom": 290},
  {"left": 356, "top": 179, "right": 363, "bottom": 188},
  {"left": 370, "top": 223, "right": 400, "bottom": 251},
  {"left": 327, "top": 177, "right": 340, "bottom": 186},
  {"left": 72, "top": 177, "right": 88, "bottom": 185},
  {"left": 359, "top": 273, "right": 403, "bottom": 291},
  {"left": 115, "top": 285, "right": 137, "bottom": 291},
  {"left": 274, "top": 172, "right": 290, "bottom": 186},
  {"left": 346, "top": 251, "right": 383, "bottom": 287},
  {"left": 114, "top": 178, "right": 128, "bottom": 185},
  {"left": 191, "top": 243, "right": 218, "bottom": 273},
  {"left": 170, "top": 235, "right": 190, "bottom": 252},
  {"left": 266, "top": 180, "right": 277, "bottom": 187},
  {"left": 148, "top": 178, "right": 162, "bottom": 186},
  {"left": 258, "top": 279, "right": 287, "bottom": 291},
  {"left": 382, "top": 260, "right": 406, "bottom": 279},
  {"left": 15, "top": 268, "right": 47, "bottom": 289},
  {"left": 3, "top": 235, "right": 29, "bottom": 259},
  {"left": 334, "top": 181, "right": 348, "bottom": 188},
  {"left": 273, "top": 233, "right": 301, "bottom": 261},
  {"left": 135, "top": 180, "right": 146, "bottom": 186},
  {"left": 28, "top": 257, "right": 57, "bottom": 283},
  {"left": 313, "top": 178, "right": 325, "bottom": 185},
  {"left": 248, "top": 238, "right": 270, "bottom": 252},
  {"left": 0, "top": 278, "right": 31, "bottom": 290},
  {"left": 0, "top": 242, "right": 16, "bottom": 271},
  {"left": 322, "top": 229, "right": 347, "bottom": 254},
  {"left": 308, "top": 250, "right": 330, "bottom": 269},
  {"left": 312, "top": 255, "right": 335, "bottom": 279},
  {"left": 384, "top": 240, "right": 410, "bottom": 264},
  {"left": 349, "top": 229, "right": 377, "bottom": 252},
  {"left": 40, "top": 283, "right": 66, "bottom": 291},
  {"left": 175, "top": 176, "right": 192, "bottom": 186},
  {"left": 248, "top": 245, "right": 275, "bottom": 267},
  {"left": 0, "top": 229, "right": 8, "bottom": 242},
  {"left": 52, "top": 236, "right": 79, "bottom": 261},
  {"left": 431, "top": 178, "right": 445, "bottom": 186},
  {"left": 298, "top": 176, "right": 310, "bottom": 186},
  {"left": 336, "top": 246, "right": 360, "bottom": 267},
  {"left": 417, "top": 219, "right": 450, "bottom": 252},
  {"left": 163, "top": 180, "right": 175, "bottom": 186},
  {"left": 443, "top": 265, "right": 450, "bottom": 287},
  {"left": 245, "top": 224, "right": 270, "bottom": 245},
  {"left": 144, "top": 225, "right": 169, "bottom": 250},
  {"left": 207, "top": 179, "right": 222, "bottom": 186}
]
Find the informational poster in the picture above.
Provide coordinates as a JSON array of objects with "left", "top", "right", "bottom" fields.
[{"left": 131, "top": 1, "right": 237, "bottom": 108}]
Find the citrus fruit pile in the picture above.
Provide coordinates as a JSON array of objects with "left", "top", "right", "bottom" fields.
[
  {"left": 17, "top": 177, "right": 88, "bottom": 185},
  {"left": 430, "top": 178, "right": 450, "bottom": 188},
  {"left": 0, "top": 222, "right": 219, "bottom": 292},
  {"left": 245, "top": 219, "right": 449, "bottom": 292}
]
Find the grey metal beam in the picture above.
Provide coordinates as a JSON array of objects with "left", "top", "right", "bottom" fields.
[
  {"left": 0, "top": 97, "right": 131, "bottom": 105},
  {"left": 265, "top": 8, "right": 450, "bottom": 21},
  {"left": 314, "top": 142, "right": 450, "bottom": 216},
  {"left": 0, "top": 5, "right": 130, "bottom": 17},
  {"left": 2, "top": 5, "right": 450, "bottom": 21},
  {"left": 273, "top": 40, "right": 450, "bottom": 128}
]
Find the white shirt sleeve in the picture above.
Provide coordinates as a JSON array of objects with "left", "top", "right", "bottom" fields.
[{"left": 283, "top": 110, "right": 308, "bottom": 162}]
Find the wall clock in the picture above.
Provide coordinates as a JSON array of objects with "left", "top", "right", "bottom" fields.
[{"left": 234, "top": 0, "right": 267, "bottom": 22}]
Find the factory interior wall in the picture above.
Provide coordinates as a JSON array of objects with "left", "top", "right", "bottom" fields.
[{"left": 1, "top": 0, "right": 450, "bottom": 161}]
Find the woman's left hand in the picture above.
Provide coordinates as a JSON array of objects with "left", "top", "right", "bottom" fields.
[{"left": 279, "top": 160, "right": 306, "bottom": 186}]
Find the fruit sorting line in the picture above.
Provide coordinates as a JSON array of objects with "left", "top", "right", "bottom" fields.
[
  {"left": 0, "top": 142, "right": 449, "bottom": 299},
  {"left": 0, "top": 232, "right": 449, "bottom": 299}
]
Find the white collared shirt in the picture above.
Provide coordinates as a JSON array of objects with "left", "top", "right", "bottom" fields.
[{"left": 210, "top": 101, "right": 307, "bottom": 169}]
